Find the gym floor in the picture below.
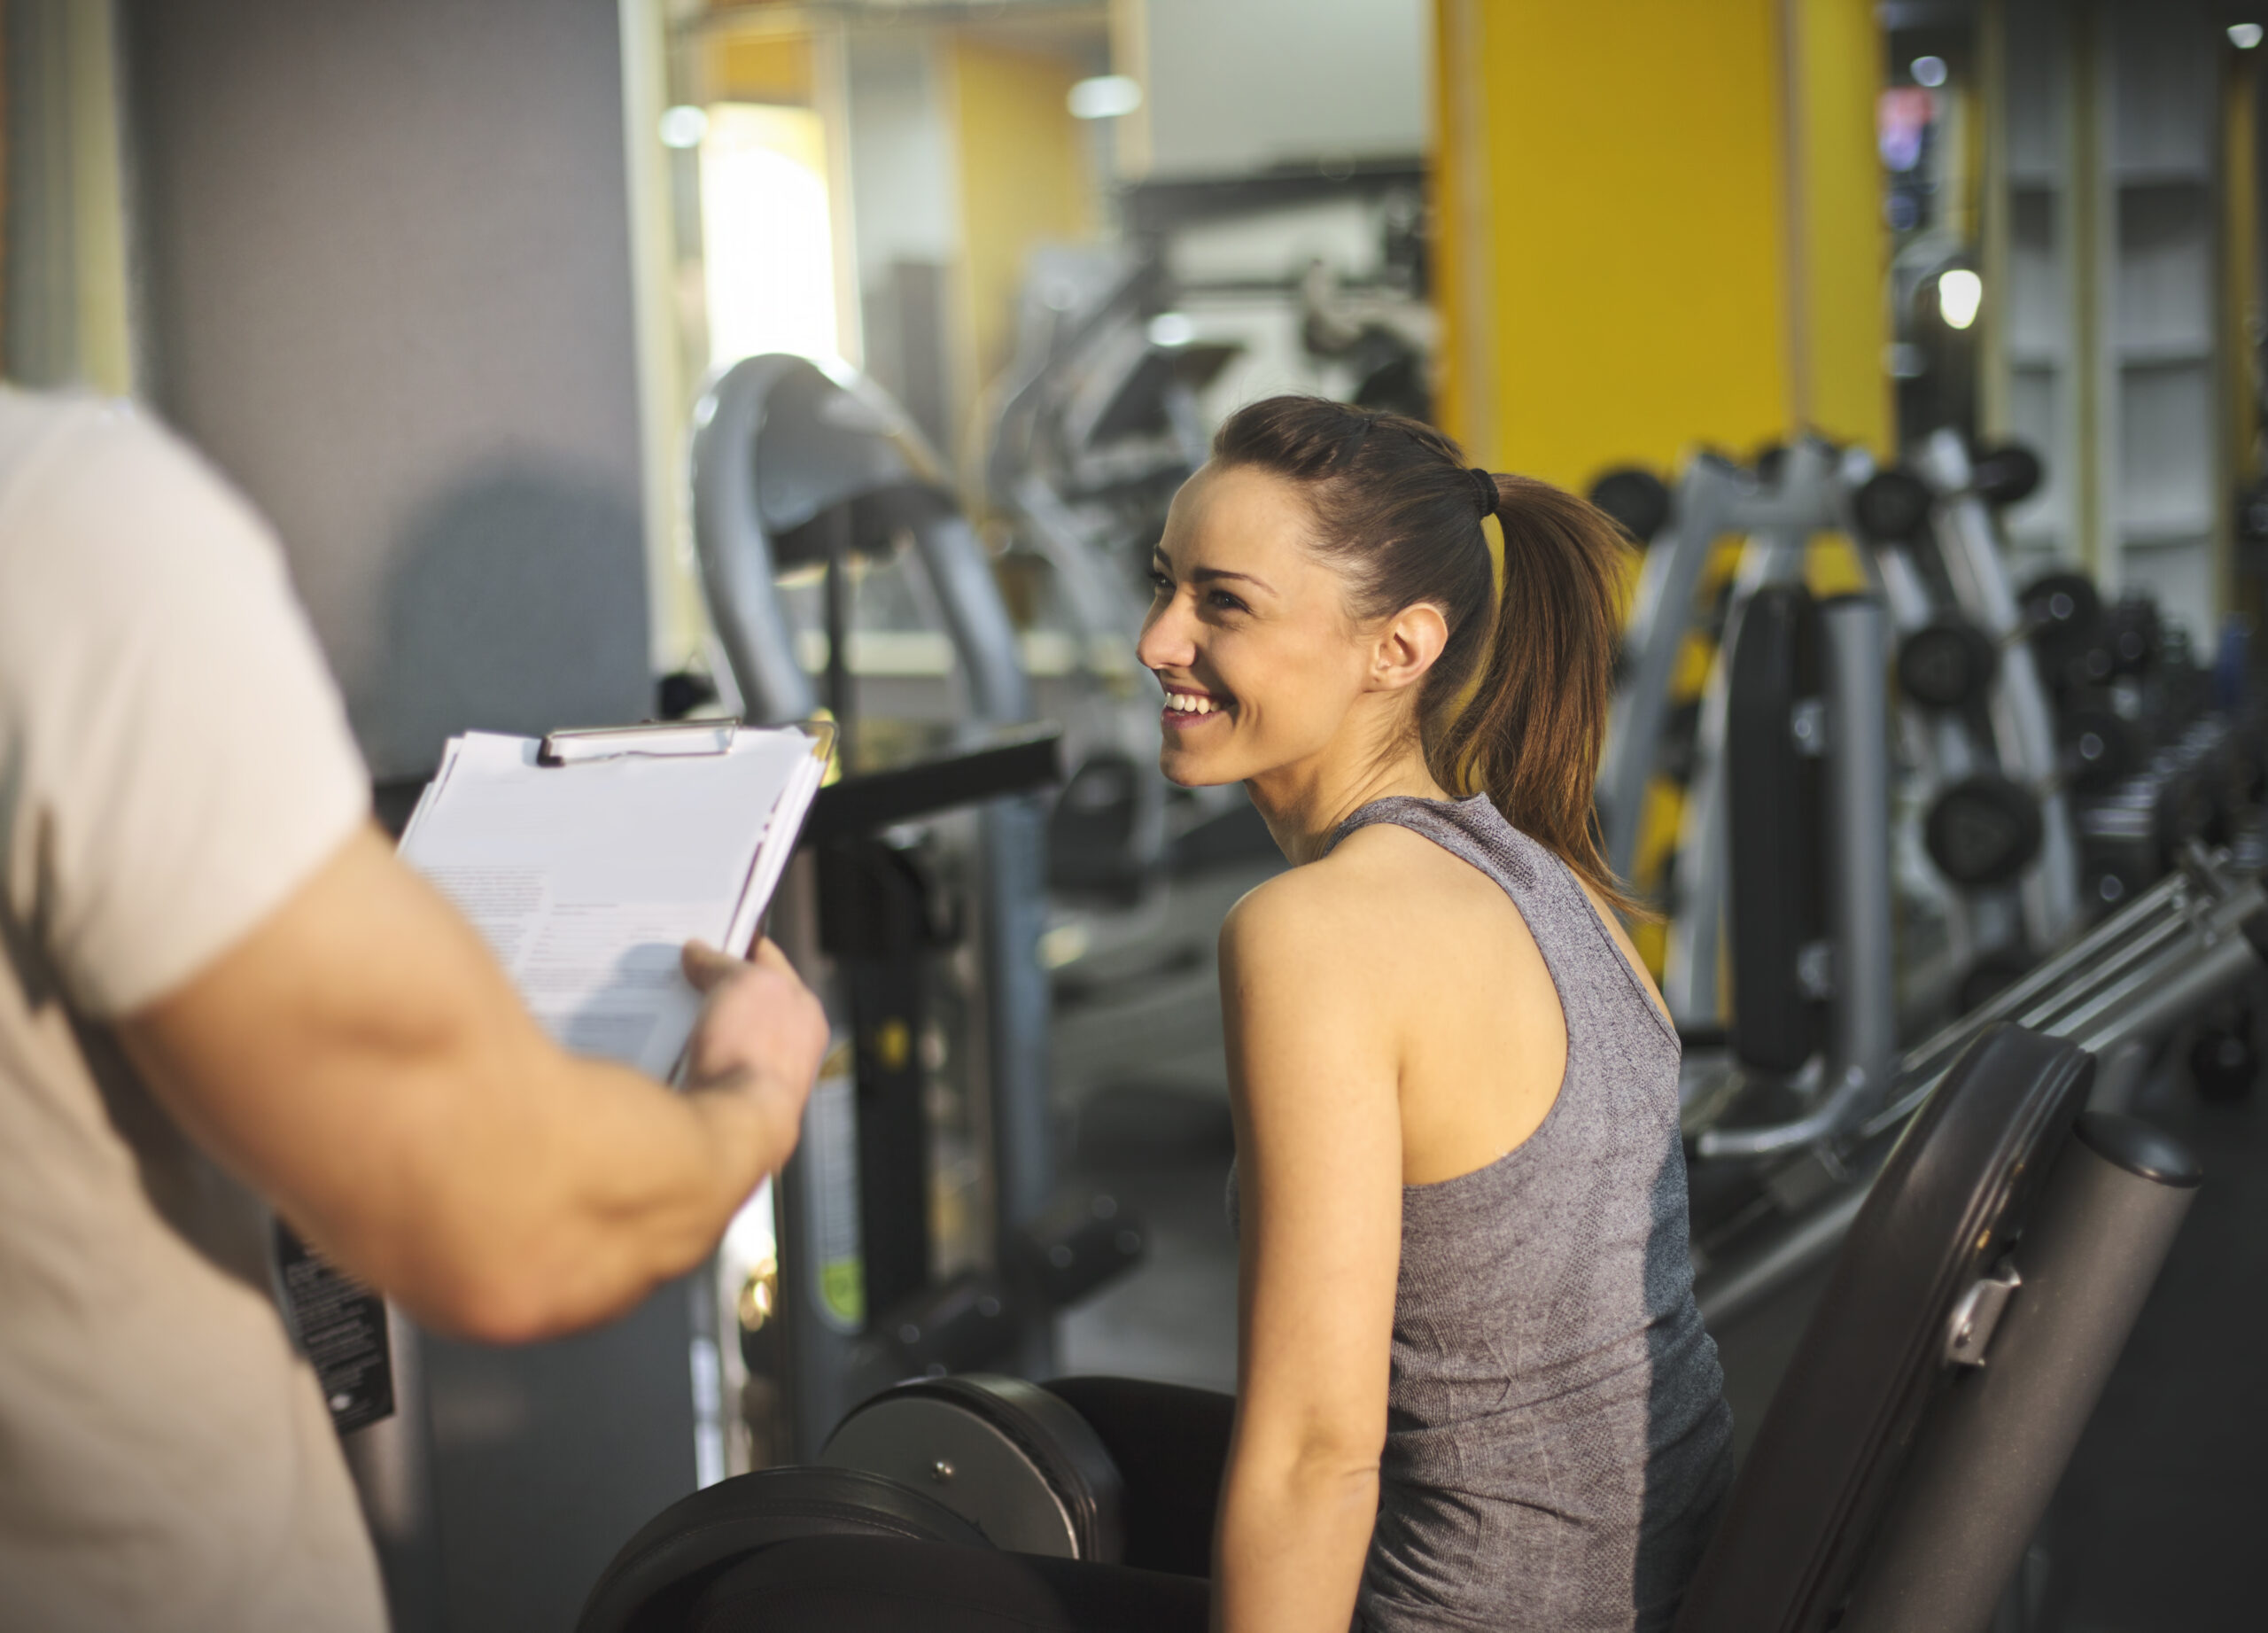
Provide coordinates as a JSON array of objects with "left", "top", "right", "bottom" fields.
[
  {"left": 1052, "top": 859, "right": 1263, "bottom": 1394},
  {"left": 1047, "top": 873, "right": 2268, "bottom": 1629}
]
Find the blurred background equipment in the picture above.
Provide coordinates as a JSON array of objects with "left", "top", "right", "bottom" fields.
[{"left": 12, "top": 0, "right": 2268, "bottom": 1628}]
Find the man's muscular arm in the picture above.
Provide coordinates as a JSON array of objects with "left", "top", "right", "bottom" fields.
[{"left": 120, "top": 825, "right": 827, "bottom": 1343}]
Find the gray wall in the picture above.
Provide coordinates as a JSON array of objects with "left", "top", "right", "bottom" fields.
[
  {"left": 1139, "top": 0, "right": 1429, "bottom": 178},
  {"left": 125, "top": 0, "right": 654, "bottom": 782},
  {"left": 121, "top": 7, "right": 691, "bottom": 1631}
]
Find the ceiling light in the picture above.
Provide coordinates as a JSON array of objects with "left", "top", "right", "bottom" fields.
[
  {"left": 658, "top": 105, "right": 708, "bottom": 149},
  {"left": 2233, "top": 23, "right": 2264, "bottom": 48},
  {"left": 1939, "top": 268, "right": 1984, "bottom": 330},
  {"left": 1146, "top": 312, "right": 1195, "bottom": 347},
  {"left": 1068, "top": 75, "right": 1143, "bottom": 120}
]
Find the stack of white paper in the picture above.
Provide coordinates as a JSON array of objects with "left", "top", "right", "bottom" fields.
[{"left": 398, "top": 724, "right": 827, "bottom": 1081}]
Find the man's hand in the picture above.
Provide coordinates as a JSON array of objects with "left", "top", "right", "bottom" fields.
[
  {"left": 123, "top": 826, "right": 831, "bottom": 1343},
  {"left": 680, "top": 937, "right": 828, "bottom": 1163}
]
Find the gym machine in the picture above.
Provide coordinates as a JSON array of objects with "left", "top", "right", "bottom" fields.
[
  {"left": 565, "top": 1023, "right": 2198, "bottom": 1633},
  {"left": 1596, "top": 437, "right": 1894, "bottom": 1046},
  {"left": 1694, "top": 838, "right": 2268, "bottom": 1337},
  {"left": 1597, "top": 435, "right": 2089, "bottom": 1036},
  {"left": 983, "top": 246, "right": 1253, "bottom": 906},
  {"left": 1604, "top": 430, "right": 2264, "bottom": 1194},
  {"left": 690, "top": 354, "right": 1145, "bottom": 1459},
  {"left": 1687, "top": 579, "right": 1898, "bottom": 1160}
]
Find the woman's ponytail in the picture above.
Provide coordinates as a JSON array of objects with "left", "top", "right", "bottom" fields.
[
  {"left": 1208, "top": 398, "right": 1635, "bottom": 910},
  {"left": 1434, "top": 474, "right": 1636, "bottom": 914}
]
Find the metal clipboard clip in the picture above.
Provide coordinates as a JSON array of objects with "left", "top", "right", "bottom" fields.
[{"left": 535, "top": 716, "right": 836, "bottom": 768}]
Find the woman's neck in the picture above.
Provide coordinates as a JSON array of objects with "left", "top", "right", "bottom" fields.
[{"left": 1244, "top": 733, "right": 1450, "bottom": 866}]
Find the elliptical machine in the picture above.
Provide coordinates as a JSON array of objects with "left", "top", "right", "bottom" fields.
[{"left": 690, "top": 354, "right": 1144, "bottom": 1460}]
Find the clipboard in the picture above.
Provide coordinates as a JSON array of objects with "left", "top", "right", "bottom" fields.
[{"left": 397, "top": 718, "right": 834, "bottom": 1081}]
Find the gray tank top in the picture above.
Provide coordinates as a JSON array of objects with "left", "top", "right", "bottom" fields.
[{"left": 1231, "top": 795, "right": 1732, "bottom": 1632}]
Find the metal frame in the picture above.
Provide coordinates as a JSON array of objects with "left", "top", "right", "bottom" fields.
[{"left": 690, "top": 354, "right": 1060, "bottom": 1455}]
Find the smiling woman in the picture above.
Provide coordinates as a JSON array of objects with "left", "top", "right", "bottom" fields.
[
  {"left": 1128, "top": 395, "right": 1729, "bottom": 1633},
  {"left": 716, "top": 397, "right": 1729, "bottom": 1633}
]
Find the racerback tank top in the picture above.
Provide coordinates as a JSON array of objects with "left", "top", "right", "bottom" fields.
[{"left": 1231, "top": 794, "right": 1733, "bottom": 1632}]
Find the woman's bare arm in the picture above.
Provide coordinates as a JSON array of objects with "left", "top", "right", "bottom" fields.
[
  {"left": 119, "top": 824, "right": 828, "bottom": 1343},
  {"left": 1214, "top": 868, "right": 1405, "bottom": 1633}
]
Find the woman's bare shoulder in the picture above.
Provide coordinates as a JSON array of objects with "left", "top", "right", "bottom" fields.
[{"left": 1221, "top": 822, "right": 1501, "bottom": 972}]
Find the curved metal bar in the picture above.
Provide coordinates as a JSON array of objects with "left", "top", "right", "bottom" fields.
[
  {"left": 908, "top": 509, "right": 1034, "bottom": 726},
  {"left": 1697, "top": 1064, "right": 1874, "bottom": 1161},
  {"left": 1600, "top": 455, "right": 1743, "bottom": 880},
  {"left": 690, "top": 354, "right": 821, "bottom": 724}
]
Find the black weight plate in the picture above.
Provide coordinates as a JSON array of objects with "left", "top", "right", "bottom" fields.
[
  {"left": 820, "top": 1373, "right": 1127, "bottom": 1563},
  {"left": 2106, "top": 596, "right": 2162, "bottom": 676},
  {"left": 1971, "top": 442, "right": 2044, "bottom": 507},
  {"left": 1898, "top": 618, "right": 1998, "bottom": 710},
  {"left": 2191, "top": 1024, "right": 2258, "bottom": 1103},
  {"left": 1853, "top": 469, "right": 1933, "bottom": 544},
  {"left": 575, "top": 1466, "right": 989, "bottom": 1633},
  {"left": 2019, "top": 570, "right": 2101, "bottom": 666},
  {"left": 1588, "top": 466, "right": 1673, "bottom": 544},
  {"left": 1925, "top": 775, "right": 2045, "bottom": 887},
  {"left": 2059, "top": 703, "right": 2137, "bottom": 792}
]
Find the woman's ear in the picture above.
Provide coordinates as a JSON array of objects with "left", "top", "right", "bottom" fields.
[{"left": 1369, "top": 603, "right": 1449, "bottom": 694}]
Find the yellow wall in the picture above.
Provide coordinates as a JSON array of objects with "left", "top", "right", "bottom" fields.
[
  {"left": 1790, "top": 0, "right": 1891, "bottom": 448},
  {"left": 948, "top": 36, "right": 1098, "bottom": 407},
  {"left": 711, "top": 34, "right": 815, "bottom": 105},
  {"left": 1434, "top": 0, "right": 1889, "bottom": 487}
]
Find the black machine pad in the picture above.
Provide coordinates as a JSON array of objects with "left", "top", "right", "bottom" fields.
[{"left": 1674, "top": 1024, "right": 2094, "bottom": 1633}]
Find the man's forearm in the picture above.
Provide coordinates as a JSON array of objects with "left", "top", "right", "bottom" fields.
[
  {"left": 331, "top": 1044, "right": 798, "bottom": 1343},
  {"left": 123, "top": 827, "right": 819, "bottom": 1347}
]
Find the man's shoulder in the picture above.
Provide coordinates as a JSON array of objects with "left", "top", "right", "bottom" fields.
[
  {"left": 0, "top": 391, "right": 278, "bottom": 595},
  {"left": 0, "top": 388, "right": 105, "bottom": 497}
]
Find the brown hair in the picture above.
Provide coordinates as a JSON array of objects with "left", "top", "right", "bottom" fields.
[{"left": 1210, "top": 395, "right": 1635, "bottom": 912}]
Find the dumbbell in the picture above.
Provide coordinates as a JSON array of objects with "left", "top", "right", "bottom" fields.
[
  {"left": 2191, "top": 1015, "right": 2259, "bottom": 1103},
  {"left": 1587, "top": 466, "right": 1673, "bottom": 545},
  {"left": 1852, "top": 468, "right": 1933, "bottom": 546},
  {"left": 2082, "top": 836, "right": 2155, "bottom": 914},
  {"left": 1925, "top": 774, "right": 2045, "bottom": 887},
  {"left": 1970, "top": 441, "right": 2044, "bottom": 508},
  {"left": 2105, "top": 596, "right": 2163, "bottom": 677},
  {"left": 2019, "top": 570, "right": 2102, "bottom": 674},
  {"left": 1898, "top": 618, "right": 1998, "bottom": 711},
  {"left": 2059, "top": 701, "right": 2140, "bottom": 793}
]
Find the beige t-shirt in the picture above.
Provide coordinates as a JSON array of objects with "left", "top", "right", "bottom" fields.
[{"left": 0, "top": 392, "right": 387, "bottom": 1631}]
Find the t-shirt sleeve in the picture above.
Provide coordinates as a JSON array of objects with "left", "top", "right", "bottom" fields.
[{"left": 0, "top": 401, "right": 369, "bottom": 1017}]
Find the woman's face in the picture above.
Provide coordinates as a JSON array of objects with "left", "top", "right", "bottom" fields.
[{"left": 1136, "top": 463, "right": 1377, "bottom": 789}]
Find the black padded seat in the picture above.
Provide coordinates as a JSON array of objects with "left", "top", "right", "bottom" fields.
[{"left": 1675, "top": 1023, "right": 2120, "bottom": 1632}]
